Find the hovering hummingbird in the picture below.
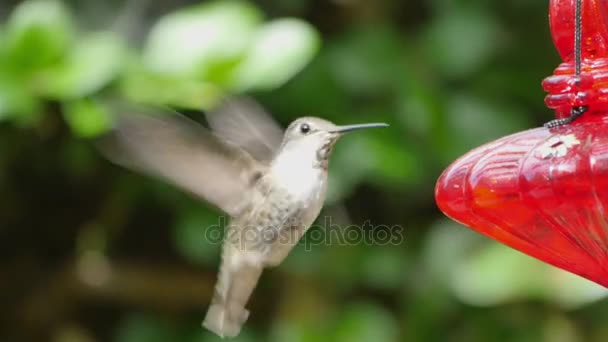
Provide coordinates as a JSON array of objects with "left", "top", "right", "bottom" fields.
[{"left": 100, "top": 98, "right": 388, "bottom": 338}]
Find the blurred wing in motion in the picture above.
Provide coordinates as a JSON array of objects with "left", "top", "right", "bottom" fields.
[
  {"left": 206, "top": 98, "right": 284, "bottom": 163},
  {"left": 98, "top": 106, "right": 264, "bottom": 217}
]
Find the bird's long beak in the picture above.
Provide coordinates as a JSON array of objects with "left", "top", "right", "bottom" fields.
[{"left": 330, "top": 123, "right": 389, "bottom": 134}]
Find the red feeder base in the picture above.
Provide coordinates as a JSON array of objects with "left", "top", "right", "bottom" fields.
[{"left": 436, "top": 115, "right": 608, "bottom": 287}]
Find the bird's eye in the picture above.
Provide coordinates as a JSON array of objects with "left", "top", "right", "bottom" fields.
[{"left": 300, "top": 123, "right": 311, "bottom": 134}]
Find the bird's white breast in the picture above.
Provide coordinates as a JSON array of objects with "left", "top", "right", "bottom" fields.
[{"left": 269, "top": 143, "right": 325, "bottom": 205}]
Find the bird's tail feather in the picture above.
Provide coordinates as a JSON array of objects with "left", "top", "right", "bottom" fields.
[{"left": 203, "top": 249, "right": 263, "bottom": 338}]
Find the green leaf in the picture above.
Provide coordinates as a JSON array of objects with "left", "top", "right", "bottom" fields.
[
  {"left": 361, "top": 247, "right": 407, "bottom": 290},
  {"left": 451, "top": 243, "right": 608, "bottom": 309},
  {"left": 424, "top": 9, "right": 500, "bottom": 78},
  {"left": 439, "top": 93, "right": 530, "bottom": 163},
  {"left": 269, "top": 323, "right": 322, "bottom": 342},
  {"left": 142, "top": 0, "right": 263, "bottom": 78},
  {"left": 0, "top": 76, "right": 41, "bottom": 123},
  {"left": 5, "top": 0, "right": 73, "bottom": 71},
  {"left": 332, "top": 302, "right": 399, "bottom": 342},
  {"left": 422, "top": 219, "right": 484, "bottom": 285},
  {"left": 261, "top": 54, "right": 350, "bottom": 119},
  {"left": 231, "top": 19, "right": 320, "bottom": 91},
  {"left": 326, "top": 132, "right": 419, "bottom": 202},
  {"left": 364, "top": 133, "right": 422, "bottom": 188},
  {"left": 62, "top": 99, "right": 111, "bottom": 138},
  {"left": 173, "top": 209, "right": 223, "bottom": 266},
  {"left": 114, "top": 314, "right": 181, "bottom": 342},
  {"left": 327, "top": 24, "right": 405, "bottom": 94},
  {"left": 40, "top": 32, "right": 126, "bottom": 99},
  {"left": 326, "top": 135, "right": 374, "bottom": 202},
  {"left": 120, "top": 67, "right": 223, "bottom": 110},
  {"left": 0, "top": 26, "right": 6, "bottom": 58},
  {"left": 423, "top": 220, "right": 608, "bottom": 308}
]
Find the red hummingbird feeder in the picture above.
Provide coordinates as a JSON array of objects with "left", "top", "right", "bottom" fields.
[{"left": 435, "top": 0, "right": 608, "bottom": 288}]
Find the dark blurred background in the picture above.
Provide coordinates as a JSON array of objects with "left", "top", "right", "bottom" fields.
[{"left": 2, "top": 0, "right": 608, "bottom": 341}]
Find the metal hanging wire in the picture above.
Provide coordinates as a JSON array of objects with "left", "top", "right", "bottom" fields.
[{"left": 545, "top": 0, "right": 588, "bottom": 128}]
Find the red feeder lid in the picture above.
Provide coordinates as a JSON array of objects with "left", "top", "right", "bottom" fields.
[
  {"left": 435, "top": 0, "right": 608, "bottom": 287},
  {"left": 544, "top": 0, "right": 608, "bottom": 119}
]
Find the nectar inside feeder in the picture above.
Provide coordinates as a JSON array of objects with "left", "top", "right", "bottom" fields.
[{"left": 435, "top": 0, "right": 608, "bottom": 288}]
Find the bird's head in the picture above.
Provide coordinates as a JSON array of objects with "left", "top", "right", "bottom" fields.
[{"left": 277, "top": 117, "right": 388, "bottom": 168}]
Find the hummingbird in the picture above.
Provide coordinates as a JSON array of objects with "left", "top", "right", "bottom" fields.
[{"left": 99, "top": 98, "right": 388, "bottom": 338}]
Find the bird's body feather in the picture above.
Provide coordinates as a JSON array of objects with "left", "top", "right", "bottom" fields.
[{"left": 203, "top": 166, "right": 327, "bottom": 337}]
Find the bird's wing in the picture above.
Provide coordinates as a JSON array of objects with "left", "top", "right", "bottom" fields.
[
  {"left": 205, "top": 97, "right": 284, "bottom": 163},
  {"left": 98, "top": 107, "right": 264, "bottom": 217}
]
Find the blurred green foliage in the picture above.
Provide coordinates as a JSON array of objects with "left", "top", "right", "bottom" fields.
[
  {"left": 0, "top": 0, "right": 319, "bottom": 133},
  {"left": 2, "top": 0, "right": 608, "bottom": 342}
]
